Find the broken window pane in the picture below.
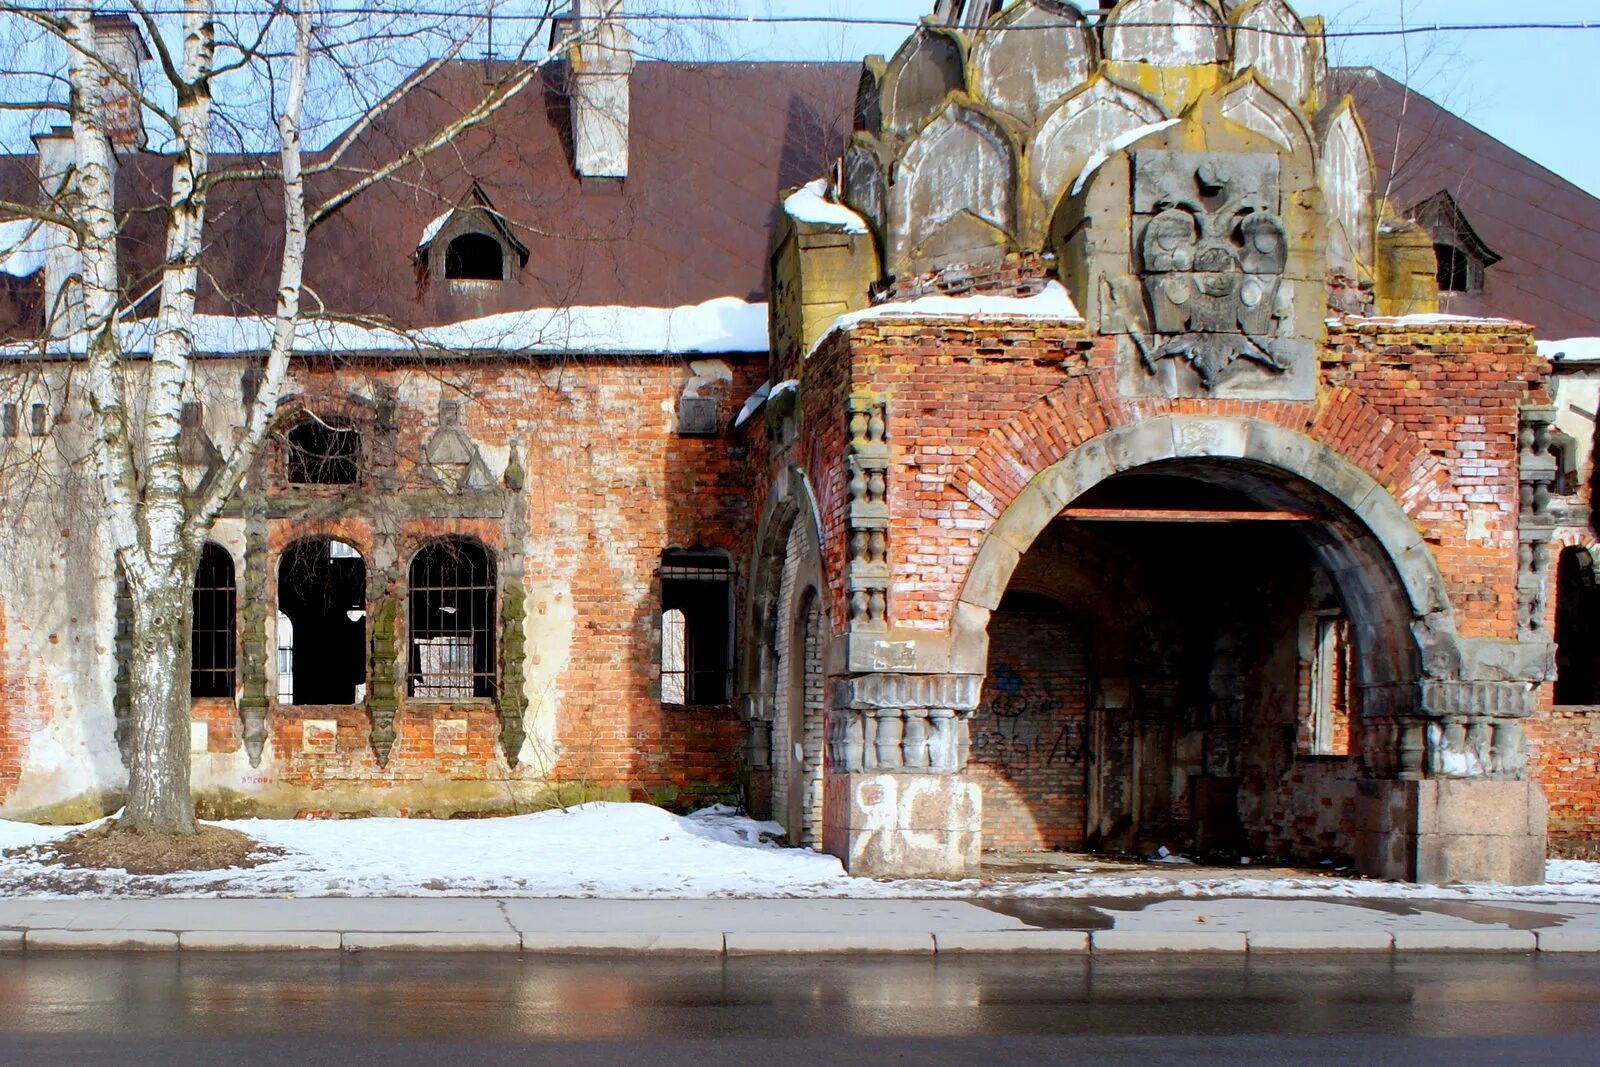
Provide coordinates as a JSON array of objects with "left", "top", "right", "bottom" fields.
[
  {"left": 277, "top": 538, "right": 367, "bottom": 705},
  {"left": 407, "top": 538, "right": 497, "bottom": 699},
  {"left": 285, "top": 416, "right": 359, "bottom": 485},
  {"left": 190, "top": 542, "right": 237, "bottom": 698},
  {"left": 660, "top": 551, "right": 732, "bottom": 705}
]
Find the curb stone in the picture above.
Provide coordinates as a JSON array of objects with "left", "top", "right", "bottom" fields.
[
  {"left": 0, "top": 931, "right": 22, "bottom": 951},
  {"left": 724, "top": 932, "right": 935, "bottom": 955},
  {"left": 1391, "top": 929, "right": 1537, "bottom": 953},
  {"left": 934, "top": 931, "right": 1090, "bottom": 953},
  {"left": 1247, "top": 931, "right": 1395, "bottom": 952},
  {"left": 341, "top": 931, "right": 521, "bottom": 952},
  {"left": 1535, "top": 928, "right": 1600, "bottom": 953},
  {"left": 180, "top": 931, "right": 343, "bottom": 951},
  {"left": 1091, "top": 930, "right": 1248, "bottom": 953},
  {"left": 518, "top": 932, "right": 724, "bottom": 954},
  {"left": 26, "top": 929, "right": 178, "bottom": 951}
]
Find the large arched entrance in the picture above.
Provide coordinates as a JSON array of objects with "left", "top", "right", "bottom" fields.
[{"left": 955, "top": 417, "right": 1461, "bottom": 866}]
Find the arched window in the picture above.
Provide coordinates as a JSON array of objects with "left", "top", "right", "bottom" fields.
[
  {"left": 1556, "top": 546, "right": 1600, "bottom": 705},
  {"left": 277, "top": 538, "right": 367, "bottom": 705},
  {"left": 286, "top": 416, "right": 359, "bottom": 485},
  {"left": 1434, "top": 243, "right": 1472, "bottom": 293},
  {"left": 408, "top": 538, "right": 497, "bottom": 699},
  {"left": 444, "top": 232, "right": 504, "bottom": 281},
  {"left": 191, "top": 542, "right": 237, "bottom": 698}
]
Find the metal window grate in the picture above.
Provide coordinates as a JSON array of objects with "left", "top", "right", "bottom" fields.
[
  {"left": 408, "top": 538, "right": 497, "bottom": 699},
  {"left": 660, "top": 552, "right": 732, "bottom": 706},
  {"left": 191, "top": 542, "right": 237, "bottom": 698}
]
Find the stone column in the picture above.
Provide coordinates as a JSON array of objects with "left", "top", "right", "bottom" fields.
[{"left": 822, "top": 672, "right": 982, "bottom": 878}]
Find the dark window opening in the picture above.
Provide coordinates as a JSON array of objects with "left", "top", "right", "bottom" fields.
[
  {"left": 1434, "top": 243, "right": 1472, "bottom": 293},
  {"left": 407, "top": 538, "right": 497, "bottom": 699},
  {"left": 277, "top": 538, "right": 367, "bottom": 705},
  {"left": 444, "top": 232, "right": 504, "bottom": 281},
  {"left": 286, "top": 417, "right": 359, "bottom": 485},
  {"left": 1555, "top": 546, "right": 1600, "bottom": 704},
  {"left": 191, "top": 541, "right": 236, "bottom": 698},
  {"left": 661, "top": 551, "right": 732, "bottom": 705}
]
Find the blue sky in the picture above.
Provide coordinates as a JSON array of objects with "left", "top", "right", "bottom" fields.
[{"left": 669, "top": 1, "right": 1600, "bottom": 197}]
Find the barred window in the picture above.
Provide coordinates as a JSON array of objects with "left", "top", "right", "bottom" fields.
[
  {"left": 190, "top": 542, "right": 236, "bottom": 698},
  {"left": 444, "top": 232, "right": 503, "bottom": 281},
  {"left": 660, "top": 551, "right": 732, "bottom": 705},
  {"left": 286, "top": 416, "right": 359, "bottom": 485},
  {"left": 408, "top": 538, "right": 497, "bottom": 699}
]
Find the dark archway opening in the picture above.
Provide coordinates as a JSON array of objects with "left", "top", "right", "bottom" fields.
[
  {"left": 1555, "top": 545, "right": 1600, "bottom": 704},
  {"left": 977, "top": 467, "right": 1368, "bottom": 863},
  {"left": 190, "top": 541, "right": 237, "bottom": 698},
  {"left": 277, "top": 538, "right": 367, "bottom": 706}
]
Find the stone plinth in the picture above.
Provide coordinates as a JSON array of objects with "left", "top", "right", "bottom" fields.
[
  {"left": 822, "top": 771, "right": 981, "bottom": 879},
  {"left": 1354, "top": 778, "right": 1547, "bottom": 884}
]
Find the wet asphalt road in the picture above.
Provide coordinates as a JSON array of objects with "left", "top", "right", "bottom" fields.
[{"left": 1, "top": 952, "right": 1599, "bottom": 1065}]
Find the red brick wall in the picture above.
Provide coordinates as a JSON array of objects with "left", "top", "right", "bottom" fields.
[
  {"left": 0, "top": 600, "right": 52, "bottom": 805},
  {"left": 970, "top": 606, "right": 1089, "bottom": 850},
  {"left": 806, "top": 320, "right": 1543, "bottom": 641},
  {"left": 1527, "top": 707, "right": 1600, "bottom": 852}
]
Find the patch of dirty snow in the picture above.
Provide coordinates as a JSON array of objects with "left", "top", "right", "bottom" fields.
[
  {"left": 1541, "top": 338, "right": 1600, "bottom": 363},
  {"left": 3, "top": 804, "right": 1598, "bottom": 901},
  {"left": 0, "top": 217, "right": 52, "bottom": 278}
]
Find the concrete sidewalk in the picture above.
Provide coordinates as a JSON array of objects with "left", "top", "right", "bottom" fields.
[{"left": 2, "top": 896, "right": 1600, "bottom": 954}]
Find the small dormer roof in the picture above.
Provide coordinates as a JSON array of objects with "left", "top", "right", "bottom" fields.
[{"left": 413, "top": 183, "right": 530, "bottom": 268}]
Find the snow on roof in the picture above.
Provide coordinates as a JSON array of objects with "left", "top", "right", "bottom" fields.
[
  {"left": 733, "top": 380, "right": 771, "bottom": 428},
  {"left": 806, "top": 281, "right": 1084, "bottom": 360},
  {"left": 416, "top": 209, "right": 453, "bottom": 250},
  {"left": 783, "top": 179, "right": 868, "bottom": 235},
  {"left": 1071, "top": 119, "right": 1181, "bottom": 198},
  {"left": 4, "top": 297, "right": 770, "bottom": 358},
  {"left": 0, "top": 217, "right": 51, "bottom": 278},
  {"left": 1540, "top": 338, "right": 1600, "bottom": 364}
]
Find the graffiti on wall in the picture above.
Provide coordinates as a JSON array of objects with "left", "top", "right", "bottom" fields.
[{"left": 971, "top": 665, "right": 1088, "bottom": 771}]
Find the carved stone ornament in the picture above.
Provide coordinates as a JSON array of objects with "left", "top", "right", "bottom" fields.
[{"left": 1133, "top": 150, "right": 1290, "bottom": 389}]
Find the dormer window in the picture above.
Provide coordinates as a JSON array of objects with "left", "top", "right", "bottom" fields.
[
  {"left": 414, "top": 183, "right": 528, "bottom": 286},
  {"left": 1409, "top": 190, "right": 1501, "bottom": 296},
  {"left": 444, "top": 233, "right": 505, "bottom": 281}
]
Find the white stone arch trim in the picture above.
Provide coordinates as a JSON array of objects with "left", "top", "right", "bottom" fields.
[
  {"left": 1103, "top": 0, "right": 1228, "bottom": 66},
  {"left": 1028, "top": 75, "right": 1166, "bottom": 224},
  {"left": 1316, "top": 95, "right": 1377, "bottom": 279},
  {"left": 1230, "top": 0, "right": 1312, "bottom": 109},
  {"left": 951, "top": 416, "right": 1462, "bottom": 691},
  {"left": 968, "top": 0, "right": 1096, "bottom": 129},
  {"left": 887, "top": 97, "right": 1020, "bottom": 266},
  {"left": 738, "top": 463, "right": 827, "bottom": 699},
  {"left": 1216, "top": 70, "right": 1315, "bottom": 161}
]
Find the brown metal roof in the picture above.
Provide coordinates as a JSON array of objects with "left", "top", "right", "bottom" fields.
[
  {"left": 1336, "top": 67, "right": 1600, "bottom": 339},
  {"left": 3, "top": 62, "right": 1597, "bottom": 341}
]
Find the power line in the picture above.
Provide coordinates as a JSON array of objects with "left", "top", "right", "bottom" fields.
[{"left": 2, "top": 5, "right": 1598, "bottom": 40}]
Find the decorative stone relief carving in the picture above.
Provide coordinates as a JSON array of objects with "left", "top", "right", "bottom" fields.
[
  {"left": 1103, "top": 0, "right": 1228, "bottom": 66},
  {"left": 969, "top": 1, "right": 1094, "bottom": 129},
  {"left": 498, "top": 441, "right": 529, "bottom": 765},
  {"left": 237, "top": 473, "right": 270, "bottom": 767},
  {"left": 1130, "top": 150, "right": 1291, "bottom": 388},
  {"left": 887, "top": 101, "right": 1017, "bottom": 274},
  {"left": 845, "top": 394, "right": 889, "bottom": 631},
  {"left": 827, "top": 673, "right": 980, "bottom": 774},
  {"left": 1427, "top": 719, "right": 1526, "bottom": 781},
  {"left": 1518, "top": 406, "right": 1559, "bottom": 635},
  {"left": 423, "top": 398, "right": 494, "bottom": 492},
  {"left": 1231, "top": 0, "right": 1312, "bottom": 108}
]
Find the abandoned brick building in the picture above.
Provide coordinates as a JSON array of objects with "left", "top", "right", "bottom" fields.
[{"left": 2, "top": 0, "right": 1599, "bottom": 883}]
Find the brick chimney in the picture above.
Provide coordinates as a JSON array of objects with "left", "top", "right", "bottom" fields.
[
  {"left": 561, "top": 0, "right": 633, "bottom": 180},
  {"left": 87, "top": 14, "right": 150, "bottom": 150}
]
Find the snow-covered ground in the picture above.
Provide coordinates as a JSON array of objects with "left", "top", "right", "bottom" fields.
[{"left": 1, "top": 802, "right": 1597, "bottom": 901}]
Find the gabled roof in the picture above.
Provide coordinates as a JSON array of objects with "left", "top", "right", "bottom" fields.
[{"left": 1408, "top": 189, "right": 1502, "bottom": 268}]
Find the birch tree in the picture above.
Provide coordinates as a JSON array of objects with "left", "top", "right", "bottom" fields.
[{"left": 0, "top": 0, "right": 607, "bottom": 836}]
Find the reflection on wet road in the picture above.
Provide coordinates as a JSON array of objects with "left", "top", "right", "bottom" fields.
[{"left": 1, "top": 952, "right": 1598, "bottom": 1065}]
